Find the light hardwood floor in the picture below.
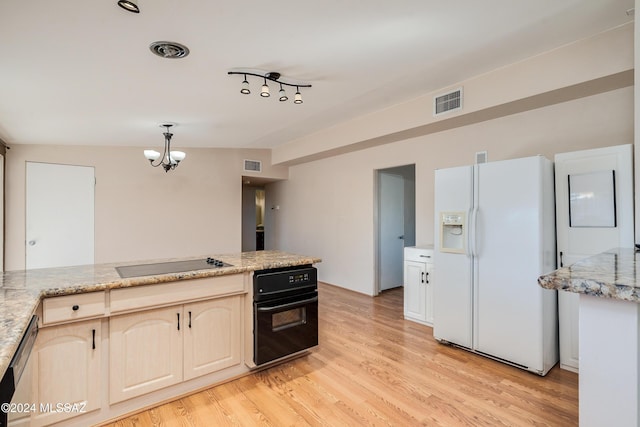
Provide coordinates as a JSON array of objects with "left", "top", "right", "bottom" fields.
[{"left": 103, "top": 283, "right": 578, "bottom": 426}]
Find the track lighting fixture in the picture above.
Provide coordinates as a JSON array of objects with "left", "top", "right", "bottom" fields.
[
  {"left": 144, "top": 124, "right": 186, "bottom": 172},
  {"left": 117, "top": 0, "right": 140, "bottom": 13},
  {"left": 228, "top": 71, "right": 311, "bottom": 104}
]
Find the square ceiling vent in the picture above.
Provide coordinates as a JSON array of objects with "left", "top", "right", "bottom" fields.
[
  {"left": 434, "top": 87, "right": 463, "bottom": 116},
  {"left": 243, "top": 159, "right": 262, "bottom": 172}
]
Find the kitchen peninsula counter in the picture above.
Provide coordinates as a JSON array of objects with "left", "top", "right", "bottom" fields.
[
  {"left": 538, "top": 247, "right": 640, "bottom": 301},
  {"left": 538, "top": 247, "right": 638, "bottom": 427},
  {"left": 0, "top": 250, "right": 321, "bottom": 383}
]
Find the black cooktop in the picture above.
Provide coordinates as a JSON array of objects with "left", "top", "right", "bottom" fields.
[{"left": 115, "top": 257, "right": 232, "bottom": 279}]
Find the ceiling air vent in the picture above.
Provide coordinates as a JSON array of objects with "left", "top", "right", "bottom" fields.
[
  {"left": 434, "top": 87, "right": 463, "bottom": 116},
  {"left": 244, "top": 159, "right": 262, "bottom": 172}
]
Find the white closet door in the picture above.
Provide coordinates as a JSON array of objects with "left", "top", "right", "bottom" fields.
[
  {"left": 554, "top": 144, "right": 634, "bottom": 372},
  {"left": 26, "top": 162, "right": 95, "bottom": 269}
]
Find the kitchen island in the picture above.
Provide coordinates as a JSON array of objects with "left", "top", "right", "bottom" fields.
[
  {"left": 538, "top": 247, "right": 639, "bottom": 427},
  {"left": 0, "top": 250, "right": 320, "bottom": 427}
]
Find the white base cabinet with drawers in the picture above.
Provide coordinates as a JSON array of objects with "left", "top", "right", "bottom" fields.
[
  {"left": 11, "top": 274, "right": 249, "bottom": 427},
  {"left": 403, "top": 245, "right": 434, "bottom": 326}
]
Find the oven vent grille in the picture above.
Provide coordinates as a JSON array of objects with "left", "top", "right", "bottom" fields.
[
  {"left": 434, "top": 87, "right": 463, "bottom": 116},
  {"left": 244, "top": 159, "right": 262, "bottom": 172}
]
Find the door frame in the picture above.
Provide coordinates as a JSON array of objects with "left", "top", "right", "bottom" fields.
[{"left": 374, "top": 164, "right": 416, "bottom": 295}]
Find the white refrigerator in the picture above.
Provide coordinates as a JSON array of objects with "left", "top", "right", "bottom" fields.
[{"left": 433, "top": 155, "right": 558, "bottom": 375}]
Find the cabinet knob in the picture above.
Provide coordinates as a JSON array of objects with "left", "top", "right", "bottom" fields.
[{"left": 72, "top": 305, "right": 80, "bottom": 311}]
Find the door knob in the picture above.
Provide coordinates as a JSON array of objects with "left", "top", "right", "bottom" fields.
[
  {"left": 398, "top": 235, "right": 404, "bottom": 240},
  {"left": 28, "top": 240, "right": 36, "bottom": 246}
]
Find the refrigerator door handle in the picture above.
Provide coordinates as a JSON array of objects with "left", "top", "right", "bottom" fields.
[
  {"left": 468, "top": 207, "right": 478, "bottom": 257},
  {"left": 471, "top": 207, "right": 479, "bottom": 257},
  {"left": 467, "top": 208, "right": 474, "bottom": 257}
]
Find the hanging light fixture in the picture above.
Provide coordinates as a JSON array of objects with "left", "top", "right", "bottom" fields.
[
  {"left": 117, "top": 0, "right": 140, "bottom": 13},
  {"left": 228, "top": 71, "right": 311, "bottom": 104},
  {"left": 144, "top": 124, "right": 186, "bottom": 172}
]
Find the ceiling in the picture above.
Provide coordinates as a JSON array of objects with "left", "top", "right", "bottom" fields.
[{"left": 0, "top": 0, "right": 634, "bottom": 152}]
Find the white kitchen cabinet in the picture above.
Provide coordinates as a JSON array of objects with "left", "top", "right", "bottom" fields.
[
  {"left": 110, "top": 295, "right": 243, "bottom": 403},
  {"left": 29, "top": 319, "right": 102, "bottom": 426},
  {"left": 109, "top": 306, "right": 183, "bottom": 404},
  {"left": 403, "top": 245, "right": 434, "bottom": 326},
  {"left": 183, "top": 296, "right": 241, "bottom": 381}
]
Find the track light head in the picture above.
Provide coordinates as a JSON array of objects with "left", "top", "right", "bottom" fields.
[
  {"left": 260, "top": 79, "right": 270, "bottom": 97},
  {"left": 240, "top": 75, "right": 250, "bottom": 94},
  {"left": 278, "top": 84, "right": 288, "bottom": 102},
  {"left": 294, "top": 87, "right": 303, "bottom": 104}
]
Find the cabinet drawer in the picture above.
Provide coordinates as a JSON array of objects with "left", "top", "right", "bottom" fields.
[
  {"left": 110, "top": 274, "right": 246, "bottom": 313},
  {"left": 404, "top": 246, "right": 434, "bottom": 263},
  {"left": 42, "top": 291, "right": 106, "bottom": 325}
]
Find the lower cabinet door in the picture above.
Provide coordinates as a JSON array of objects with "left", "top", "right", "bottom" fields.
[
  {"left": 30, "top": 319, "right": 102, "bottom": 426},
  {"left": 425, "top": 262, "right": 434, "bottom": 326},
  {"left": 109, "top": 306, "right": 183, "bottom": 404},
  {"left": 183, "top": 296, "right": 241, "bottom": 381},
  {"left": 404, "top": 260, "right": 427, "bottom": 323}
]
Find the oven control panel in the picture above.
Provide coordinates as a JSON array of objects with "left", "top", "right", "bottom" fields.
[
  {"left": 253, "top": 266, "right": 317, "bottom": 300},
  {"left": 289, "top": 272, "right": 310, "bottom": 285}
]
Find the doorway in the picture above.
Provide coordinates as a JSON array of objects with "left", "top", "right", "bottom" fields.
[
  {"left": 242, "top": 183, "right": 266, "bottom": 251},
  {"left": 376, "top": 165, "right": 416, "bottom": 293}
]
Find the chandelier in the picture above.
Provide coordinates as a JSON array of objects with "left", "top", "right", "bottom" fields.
[
  {"left": 143, "top": 124, "right": 186, "bottom": 172},
  {"left": 228, "top": 71, "right": 311, "bottom": 104}
]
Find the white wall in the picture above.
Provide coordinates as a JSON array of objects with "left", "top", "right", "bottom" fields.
[
  {"left": 268, "top": 87, "right": 634, "bottom": 295},
  {"left": 273, "top": 24, "right": 633, "bottom": 166},
  {"left": 5, "top": 145, "right": 287, "bottom": 270}
]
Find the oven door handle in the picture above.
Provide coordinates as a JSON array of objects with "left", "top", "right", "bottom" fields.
[{"left": 257, "top": 296, "right": 318, "bottom": 313}]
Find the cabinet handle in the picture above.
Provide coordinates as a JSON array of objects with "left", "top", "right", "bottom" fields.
[
  {"left": 425, "top": 272, "right": 429, "bottom": 284},
  {"left": 72, "top": 305, "right": 79, "bottom": 311},
  {"left": 419, "top": 255, "right": 431, "bottom": 258},
  {"left": 92, "top": 329, "right": 96, "bottom": 350},
  {"left": 421, "top": 272, "right": 425, "bottom": 283},
  {"left": 188, "top": 311, "right": 192, "bottom": 329},
  {"left": 177, "top": 313, "right": 180, "bottom": 331},
  {"left": 559, "top": 251, "right": 564, "bottom": 268}
]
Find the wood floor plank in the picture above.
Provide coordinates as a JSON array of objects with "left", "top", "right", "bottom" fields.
[{"left": 102, "top": 283, "right": 578, "bottom": 427}]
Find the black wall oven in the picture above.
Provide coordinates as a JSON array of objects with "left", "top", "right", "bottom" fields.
[{"left": 253, "top": 265, "right": 318, "bottom": 366}]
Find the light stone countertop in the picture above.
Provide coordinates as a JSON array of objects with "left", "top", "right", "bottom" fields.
[
  {"left": 538, "top": 247, "right": 640, "bottom": 302},
  {"left": 0, "top": 250, "right": 321, "bottom": 382}
]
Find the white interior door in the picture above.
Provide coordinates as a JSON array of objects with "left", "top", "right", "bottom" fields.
[
  {"left": 379, "top": 172, "right": 404, "bottom": 291},
  {"left": 555, "top": 144, "right": 634, "bottom": 372},
  {"left": 26, "top": 162, "right": 95, "bottom": 269}
]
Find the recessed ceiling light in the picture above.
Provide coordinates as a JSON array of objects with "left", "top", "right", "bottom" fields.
[{"left": 117, "top": 0, "right": 140, "bottom": 13}]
